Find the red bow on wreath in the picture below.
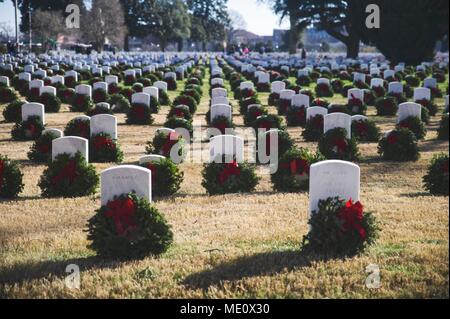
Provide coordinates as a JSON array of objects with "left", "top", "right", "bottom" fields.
[
  {"left": 217, "top": 161, "right": 241, "bottom": 185},
  {"left": 77, "top": 122, "right": 89, "bottom": 138},
  {"left": 312, "top": 115, "right": 323, "bottom": 129},
  {"left": 387, "top": 133, "right": 398, "bottom": 145},
  {"left": 146, "top": 163, "right": 157, "bottom": 183},
  {"left": 333, "top": 138, "right": 348, "bottom": 154},
  {"left": 259, "top": 120, "right": 273, "bottom": 131},
  {"left": 132, "top": 105, "right": 146, "bottom": 118},
  {"left": 162, "top": 132, "right": 179, "bottom": 156},
  {"left": 174, "top": 109, "right": 184, "bottom": 118},
  {"left": 252, "top": 109, "right": 263, "bottom": 118},
  {"left": 281, "top": 159, "right": 310, "bottom": 176},
  {"left": 349, "top": 94, "right": 362, "bottom": 107},
  {"left": 52, "top": 160, "right": 78, "bottom": 185},
  {"left": 38, "top": 143, "right": 50, "bottom": 154},
  {"left": 93, "top": 136, "right": 115, "bottom": 151},
  {"left": 294, "top": 108, "right": 305, "bottom": 120},
  {"left": 356, "top": 121, "right": 368, "bottom": 135},
  {"left": 105, "top": 198, "right": 137, "bottom": 237},
  {"left": 214, "top": 121, "right": 228, "bottom": 134},
  {"left": 338, "top": 199, "right": 366, "bottom": 239},
  {"left": 24, "top": 123, "right": 37, "bottom": 137}
]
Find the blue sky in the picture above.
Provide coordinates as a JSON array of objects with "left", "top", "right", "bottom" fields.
[{"left": 0, "top": 0, "right": 288, "bottom": 37}]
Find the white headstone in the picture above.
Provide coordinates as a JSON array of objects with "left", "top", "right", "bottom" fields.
[
  {"left": 211, "top": 96, "right": 229, "bottom": 106},
  {"left": 139, "top": 155, "right": 166, "bottom": 165},
  {"left": 75, "top": 84, "right": 92, "bottom": 98},
  {"left": 424, "top": 78, "right": 437, "bottom": 89},
  {"left": 397, "top": 102, "right": 422, "bottom": 123},
  {"left": 29, "top": 79, "right": 44, "bottom": 91},
  {"left": 0, "top": 76, "right": 9, "bottom": 86},
  {"left": 414, "top": 88, "right": 431, "bottom": 101},
  {"left": 43, "top": 128, "right": 63, "bottom": 138},
  {"left": 258, "top": 73, "right": 270, "bottom": 84},
  {"left": 210, "top": 104, "right": 232, "bottom": 122},
  {"left": 309, "top": 160, "right": 360, "bottom": 214},
  {"left": 271, "top": 81, "right": 286, "bottom": 94},
  {"left": 21, "top": 103, "right": 45, "bottom": 124},
  {"left": 351, "top": 115, "right": 369, "bottom": 122},
  {"left": 211, "top": 88, "right": 228, "bottom": 99},
  {"left": 154, "top": 81, "right": 168, "bottom": 92},
  {"left": 90, "top": 114, "right": 118, "bottom": 140},
  {"left": 39, "top": 86, "right": 56, "bottom": 96},
  {"left": 51, "top": 75, "right": 64, "bottom": 85},
  {"left": 52, "top": 136, "right": 89, "bottom": 162},
  {"left": 307, "top": 106, "right": 328, "bottom": 120},
  {"left": 105, "top": 75, "right": 118, "bottom": 85},
  {"left": 143, "top": 86, "right": 159, "bottom": 101},
  {"left": 291, "top": 94, "right": 310, "bottom": 108},
  {"left": 347, "top": 88, "right": 364, "bottom": 102},
  {"left": 19, "top": 72, "right": 31, "bottom": 81},
  {"left": 240, "top": 81, "right": 254, "bottom": 91},
  {"left": 100, "top": 165, "right": 152, "bottom": 205},
  {"left": 132, "top": 92, "right": 151, "bottom": 107},
  {"left": 388, "top": 82, "right": 403, "bottom": 94},
  {"left": 280, "top": 89, "right": 295, "bottom": 100},
  {"left": 210, "top": 135, "right": 244, "bottom": 163},
  {"left": 324, "top": 113, "right": 352, "bottom": 138},
  {"left": 370, "top": 78, "right": 384, "bottom": 88},
  {"left": 93, "top": 82, "right": 108, "bottom": 92}
]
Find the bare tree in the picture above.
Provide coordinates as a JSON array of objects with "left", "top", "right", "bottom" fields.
[
  {"left": 30, "top": 9, "right": 65, "bottom": 51},
  {"left": 229, "top": 9, "right": 248, "bottom": 31},
  {"left": 0, "top": 22, "right": 14, "bottom": 42},
  {"left": 82, "top": 0, "right": 128, "bottom": 51}
]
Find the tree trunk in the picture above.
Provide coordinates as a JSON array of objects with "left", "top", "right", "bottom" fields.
[
  {"left": 124, "top": 34, "right": 130, "bottom": 51},
  {"left": 288, "top": 16, "right": 300, "bottom": 54},
  {"left": 202, "top": 41, "right": 207, "bottom": 52},
  {"left": 177, "top": 38, "right": 183, "bottom": 52},
  {"left": 346, "top": 36, "right": 360, "bottom": 59}
]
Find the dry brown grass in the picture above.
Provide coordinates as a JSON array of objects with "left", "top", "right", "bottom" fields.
[{"left": 0, "top": 72, "right": 448, "bottom": 299}]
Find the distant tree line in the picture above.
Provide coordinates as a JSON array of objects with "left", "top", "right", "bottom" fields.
[{"left": 263, "top": 0, "right": 449, "bottom": 64}]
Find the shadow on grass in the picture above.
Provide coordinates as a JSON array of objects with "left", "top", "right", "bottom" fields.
[
  {"left": 0, "top": 256, "right": 123, "bottom": 285},
  {"left": 182, "top": 249, "right": 332, "bottom": 290}
]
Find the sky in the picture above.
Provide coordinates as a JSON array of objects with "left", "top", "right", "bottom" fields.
[{"left": 0, "top": 0, "right": 289, "bottom": 37}]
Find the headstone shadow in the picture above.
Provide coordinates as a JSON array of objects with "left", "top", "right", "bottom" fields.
[{"left": 182, "top": 249, "right": 333, "bottom": 291}]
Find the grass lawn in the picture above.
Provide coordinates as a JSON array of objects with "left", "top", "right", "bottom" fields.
[{"left": 0, "top": 68, "right": 448, "bottom": 299}]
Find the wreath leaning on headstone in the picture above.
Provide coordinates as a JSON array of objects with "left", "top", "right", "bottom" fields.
[
  {"left": 38, "top": 152, "right": 99, "bottom": 198},
  {"left": 318, "top": 128, "right": 360, "bottom": 161},
  {"left": 27, "top": 130, "right": 60, "bottom": 163},
  {"left": 11, "top": 116, "right": 45, "bottom": 141},
  {"left": 87, "top": 192, "right": 174, "bottom": 259},
  {"left": 378, "top": 128, "right": 420, "bottom": 162},
  {"left": 351, "top": 119, "right": 381, "bottom": 142},
  {"left": 202, "top": 156, "right": 260, "bottom": 195},
  {"left": 140, "top": 158, "right": 184, "bottom": 197},
  {"left": 271, "top": 147, "right": 324, "bottom": 193},
  {"left": 90, "top": 133, "right": 124, "bottom": 163},
  {"left": 302, "top": 197, "right": 379, "bottom": 256}
]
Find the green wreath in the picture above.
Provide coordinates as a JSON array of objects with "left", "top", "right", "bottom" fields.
[
  {"left": 0, "top": 154, "right": 24, "bottom": 199},
  {"left": 38, "top": 152, "right": 99, "bottom": 198},
  {"left": 173, "top": 95, "right": 197, "bottom": 114},
  {"left": 11, "top": 116, "right": 45, "bottom": 141},
  {"left": 202, "top": 159, "right": 260, "bottom": 195},
  {"left": 0, "top": 86, "right": 18, "bottom": 103},
  {"left": 396, "top": 116, "right": 427, "bottom": 140},
  {"left": 87, "top": 193, "right": 173, "bottom": 259},
  {"left": 318, "top": 128, "right": 360, "bottom": 161},
  {"left": 423, "top": 153, "right": 449, "bottom": 196},
  {"left": 437, "top": 114, "right": 449, "bottom": 140},
  {"left": 378, "top": 128, "right": 420, "bottom": 162},
  {"left": 352, "top": 119, "right": 381, "bottom": 142},
  {"left": 27, "top": 130, "right": 60, "bottom": 163},
  {"left": 39, "top": 93, "right": 61, "bottom": 113},
  {"left": 302, "top": 114, "right": 324, "bottom": 142},
  {"left": 90, "top": 133, "right": 124, "bottom": 163},
  {"left": 164, "top": 117, "right": 193, "bottom": 137},
  {"left": 108, "top": 94, "right": 130, "bottom": 113},
  {"left": 146, "top": 130, "right": 186, "bottom": 160},
  {"left": 2, "top": 99, "right": 24, "bottom": 123},
  {"left": 302, "top": 197, "right": 379, "bottom": 256},
  {"left": 126, "top": 103, "right": 154, "bottom": 125},
  {"left": 70, "top": 93, "right": 94, "bottom": 112},
  {"left": 64, "top": 118, "right": 90, "bottom": 139},
  {"left": 140, "top": 158, "right": 184, "bottom": 197},
  {"left": 271, "top": 147, "right": 324, "bottom": 192}
]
